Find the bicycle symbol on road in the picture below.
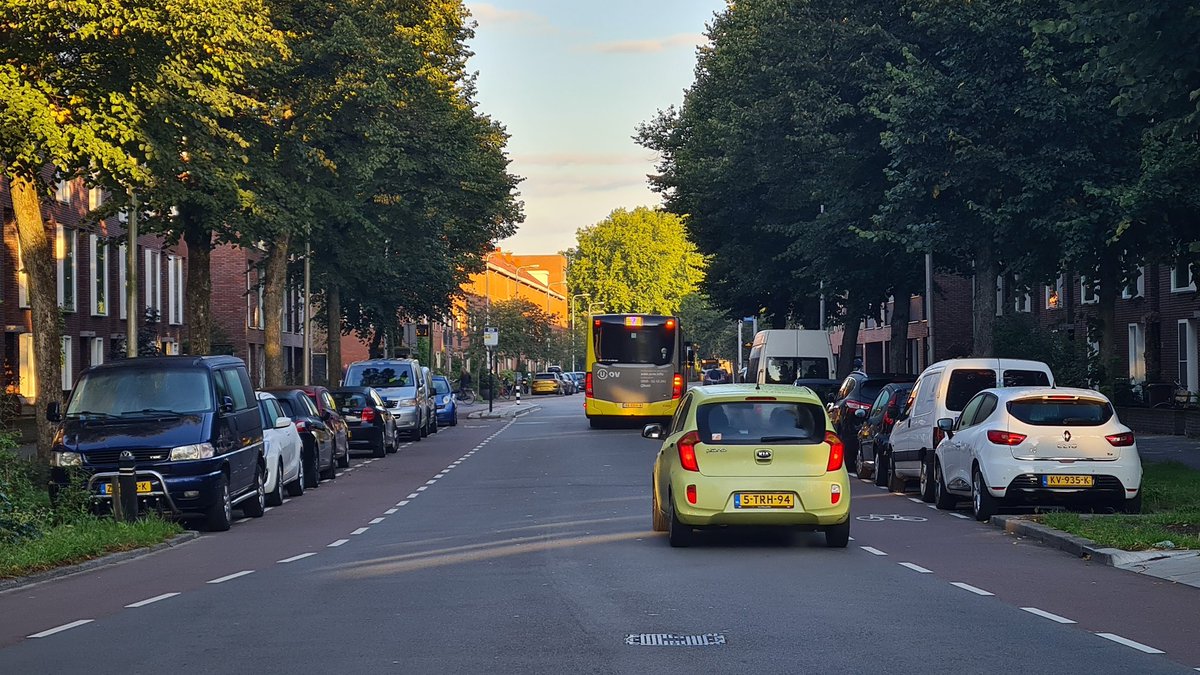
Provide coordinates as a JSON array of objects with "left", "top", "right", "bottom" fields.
[{"left": 856, "top": 514, "right": 928, "bottom": 522}]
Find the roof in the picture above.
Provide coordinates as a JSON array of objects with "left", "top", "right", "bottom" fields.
[
  {"left": 926, "top": 358, "right": 1051, "bottom": 371},
  {"left": 87, "top": 355, "right": 244, "bottom": 372},
  {"left": 689, "top": 383, "right": 825, "bottom": 405},
  {"left": 983, "top": 386, "right": 1109, "bottom": 402}
]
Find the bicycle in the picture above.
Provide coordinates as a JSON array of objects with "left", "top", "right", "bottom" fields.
[
  {"left": 1153, "top": 380, "right": 1197, "bottom": 409},
  {"left": 457, "top": 386, "right": 476, "bottom": 405}
]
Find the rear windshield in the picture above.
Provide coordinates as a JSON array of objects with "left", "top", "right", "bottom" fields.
[
  {"left": 433, "top": 379, "right": 451, "bottom": 395},
  {"left": 333, "top": 392, "right": 369, "bottom": 410},
  {"left": 344, "top": 362, "right": 415, "bottom": 388},
  {"left": 857, "top": 380, "right": 891, "bottom": 402},
  {"left": 945, "top": 369, "right": 996, "bottom": 412},
  {"left": 535, "top": 373, "right": 556, "bottom": 380},
  {"left": 1007, "top": 399, "right": 1113, "bottom": 426},
  {"left": 697, "top": 401, "right": 825, "bottom": 445},
  {"left": 766, "top": 357, "right": 829, "bottom": 384},
  {"left": 277, "top": 398, "right": 297, "bottom": 417},
  {"left": 67, "top": 368, "right": 213, "bottom": 416},
  {"left": 594, "top": 321, "right": 674, "bottom": 365},
  {"left": 1003, "top": 369, "right": 1052, "bottom": 387}
]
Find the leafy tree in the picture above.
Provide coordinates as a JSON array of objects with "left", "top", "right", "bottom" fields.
[
  {"left": 677, "top": 293, "right": 736, "bottom": 364},
  {"left": 487, "top": 298, "right": 557, "bottom": 371},
  {"left": 566, "top": 207, "right": 704, "bottom": 316}
]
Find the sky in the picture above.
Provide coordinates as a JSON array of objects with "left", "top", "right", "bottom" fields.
[{"left": 465, "top": 1, "right": 727, "bottom": 254}]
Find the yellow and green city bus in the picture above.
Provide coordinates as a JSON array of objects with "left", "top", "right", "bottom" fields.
[{"left": 585, "top": 314, "right": 685, "bottom": 428}]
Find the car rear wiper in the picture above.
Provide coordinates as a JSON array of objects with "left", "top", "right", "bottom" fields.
[
  {"left": 66, "top": 410, "right": 119, "bottom": 419},
  {"left": 759, "top": 435, "right": 811, "bottom": 442},
  {"left": 120, "top": 408, "right": 185, "bottom": 416}
]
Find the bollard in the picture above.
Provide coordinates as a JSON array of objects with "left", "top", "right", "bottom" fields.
[
  {"left": 516, "top": 386, "right": 521, "bottom": 405},
  {"left": 115, "top": 450, "right": 138, "bottom": 522}
]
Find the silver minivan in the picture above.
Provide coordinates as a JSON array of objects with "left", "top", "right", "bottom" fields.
[
  {"left": 342, "top": 358, "right": 434, "bottom": 441},
  {"left": 884, "top": 358, "right": 1055, "bottom": 500}
]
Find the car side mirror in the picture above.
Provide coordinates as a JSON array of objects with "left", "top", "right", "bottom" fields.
[
  {"left": 936, "top": 417, "right": 955, "bottom": 436},
  {"left": 221, "top": 396, "right": 236, "bottom": 414},
  {"left": 854, "top": 408, "right": 868, "bottom": 419},
  {"left": 46, "top": 402, "right": 62, "bottom": 423},
  {"left": 642, "top": 423, "right": 664, "bottom": 440},
  {"left": 275, "top": 416, "right": 293, "bottom": 430}
]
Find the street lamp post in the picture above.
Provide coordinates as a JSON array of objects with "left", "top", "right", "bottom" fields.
[{"left": 570, "top": 292, "right": 589, "bottom": 372}]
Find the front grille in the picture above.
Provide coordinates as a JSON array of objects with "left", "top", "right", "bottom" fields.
[
  {"left": 1008, "top": 474, "right": 1125, "bottom": 491},
  {"left": 84, "top": 448, "right": 170, "bottom": 465}
]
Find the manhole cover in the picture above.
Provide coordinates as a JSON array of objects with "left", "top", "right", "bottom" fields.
[{"left": 624, "top": 633, "right": 726, "bottom": 647}]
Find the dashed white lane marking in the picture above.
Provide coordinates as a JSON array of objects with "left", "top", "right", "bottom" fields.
[
  {"left": 435, "top": 473, "right": 447, "bottom": 478},
  {"left": 369, "top": 517, "right": 385, "bottom": 524},
  {"left": 207, "top": 570, "right": 254, "bottom": 584},
  {"left": 907, "top": 497, "right": 923, "bottom": 504},
  {"left": 417, "top": 486, "right": 428, "bottom": 492},
  {"left": 847, "top": 537, "right": 855, "bottom": 541},
  {"left": 28, "top": 619, "right": 93, "bottom": 638},
  {"left": 1095, "top": 633, "right": 1164, "bottom": 654},
  {"left": 351, "top": 527, "right": 370, "bottom": 535},
  {"left": 335, "top": 473, "right": 344, "bottom": 477},
  {"left": 425, "top": 480, "right": 438, "bottom": 485},
  {"left": 898, "top": 562, "right": 933, "bottom": 574},
  {"left": 235, "top": 518, "right": 251, "bottom": 524},
  {"left": 125, "top": 593, "right": 180, "bottom": 608},
  {"left": 407, "top": 493, "right": 420, "bottom": 499},
  {"left": 860, "top": 546, "right": 888, "bottom": 556},
  {"left": 328, "top": 539, "right": 349, "bottom": 547},
  {"left": 397, "top": 500, "right": 410, "bottom": 506},
  {"left": 926, "top": 504, "right": 937, "bottom": 509},
  {"left": 950, "top": 582, "right": 993, "bottom": 596},
  {"left": 950, "top": 513, "right": 970, "bottom": 519},
  {"left": 385, "top": 508, "right": 398, "bottom": 515},
  {"left": 278, "top": 552, "right": 318, "bottom": 564},
  {"left": 1021, "top": 607, "right": 1076, "bottom": 624}
]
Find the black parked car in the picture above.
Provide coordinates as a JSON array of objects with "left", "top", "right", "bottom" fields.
[
  {"left": 48, "top": 356, "right": 265, "bottom": 532},
  {"left": 268, "top": 389, "right": 337, "bottom": 488},
  {"left": 331, "top": 387, "right": 397, "bottom": 458},
  {"left": 793, "top": 378, "right": 840, "bottom": 405},
  {"left": 829, "top": 372, "right": 918, "bottom": 472},
  {"left": 855, "top": 382, "right": 916, "bottom": 488}
]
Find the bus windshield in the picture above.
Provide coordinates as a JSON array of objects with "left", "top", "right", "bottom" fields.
[{"left": 594, "top": 322, "right": 675, "bottom": 365}]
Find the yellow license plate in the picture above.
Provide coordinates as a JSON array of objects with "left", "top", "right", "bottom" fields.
[
  {"left": 621, "top": 402, "right": 644, "bottom": 409},
  {"left": 735, "top": 493, "right": 794, "bottom": 509},
  {"left": 1044, "top": 475, "right": 1094, "bottom": 488},
  {"left": 100, "top": 481, "right": 154, "bottom": 495}
]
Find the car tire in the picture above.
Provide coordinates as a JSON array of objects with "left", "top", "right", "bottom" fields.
[
  {"left": 451, "top": 412, "right": 458, "bottom": 427},
  {"left": 824, "top": 519, "right": 850, "bottom": 548},
  {"left": 266, "top": 460, "right": 285, "bottom": 507},
  {"left": 303, "top": 440, "right": 320, "bottom": 489},
  {"left": 337, "top": 440, "right": 351, "bottom": 468},
  {"left": 372, "top": 434, "right": 387, "bottom": 458},
  {"left": 386, "top": 428, "right": 398, "bottom": 453},
  {"left": 887, "top": 458, "right": 907, "bottom": 494},
  {"left": 651, "top": 489, "right": 668, "bottom": 532},
  {"left": 919, "top": 454, "right": 936, "bottom": 503},
  {"left": 934, "top": 461, "right": 956, "bottom": 510},
  {"left": 431, "top": 416, "right": 439, "bottom": 434},
  {"left": 242, "top": 463, "right": 267, "bottom": 518},
  {"left": 322, "top": 445, "right": 337, "bottom": 480},
  {"left": 972, "top": 468, "right": 998, "bottom": 522},
  {"left": 205, "top": 474, "right": 233, "bottom": 532},
  {"left": 874, "top": 446, "right": 890, "bottom": 488},
  {"left": 845, "top": 443, "right": 859, "bottom": 475},
  {"left": 286, "top": 458, "right": 305, "bottom": 497},
  {"left": 667, "top": 495, "right": 692, "bottom": 548},
  {"left": 1122, "top": 494, "right": 1143, "bottom": 514}
]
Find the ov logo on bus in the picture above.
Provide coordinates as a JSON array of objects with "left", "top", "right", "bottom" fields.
[{"left": 595, "top": 369, "right": 620, "bottom": 381}]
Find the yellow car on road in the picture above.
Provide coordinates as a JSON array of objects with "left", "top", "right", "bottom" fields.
[
  {"left": 531, "top": 372, "right": 561, "bottom": 395},
  {"left": 645, "top": 384, "right": 851, "bottom": 547}
]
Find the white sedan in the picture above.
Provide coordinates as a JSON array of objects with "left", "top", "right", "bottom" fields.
[
  {"left": 932, "top": 387, "right": 1142, "bottom": 520},
  {"left": 257, "top": 392, "right": 305, "bottom": 505}
]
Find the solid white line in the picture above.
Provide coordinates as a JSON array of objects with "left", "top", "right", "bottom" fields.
[
  {"left": 277, "top": 552, "right": 317, "bottom": 564},
  {"left": 1021, "top": 607, "right": 1076, "bottom": 624},
  {"left": 28, "top": 619, "right": 93, "bottom": 638},
  {"left": 1095, "top": 633, "right": 1165, "bottom": 654},
  {"left": 351, "top": 527, "right": 369, "bottom": 535},
  {"left": 417, "top": 486, "right": 428, "bottom": 492},
  {"left": 908, "top": 497, "right": 923, "bottom": 504},
  {"left": 406, "top": 493, "right": 419, "bottom": 499},
  {"left": 950, "top": 513, "right": 970, "bottom": 519},
  {"left": 860, "top": 546, "right": 888, "bottom": 556},
  {"left": 950, "top": 582, "right": 993, "bottom": 596},
  {"left": 384, "top": 508, "right": 398, "bottom": 515},
  {"left": 397, "top": 500, "right": 410, "bottom": 506},
  {"left": 207, "top": 570, "right": 254, "bottom": 584},
  {"left": 125, "top": 593, "right": 180, "bottom": 608},
  {"left": 369, "top": 517, "right": 385, "bottom": 524},
  {"left": 898, "top": 562, "right": 933, "bottom": 574},
  {"left": 328, "top": 539, "right": 349, "bottom": 547}
]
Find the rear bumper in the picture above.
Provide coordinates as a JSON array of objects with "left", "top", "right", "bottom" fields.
[
  {"left": 348, "top": 425, "right": 384, "bottom": 448},
  {"left": 53, "top": 465, "right": 226, "bottom": 514},
  {"left": 983, "top": 459, "right": 1141, "bottom": 503},
  {"left": 671, "top": 473, "right": 851, "bottom": 527},
  {"left": 586, "top": 397, "right": 680, "bottom": 419}
]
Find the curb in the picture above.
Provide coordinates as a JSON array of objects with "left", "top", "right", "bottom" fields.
[
  {"left": 989, "top": 515, "right": 1119, "bottom": 564},
  {"left": 467, "top": 405, "right": 541, "bottom": 420},
  {"left": 0, "top": 531, "right": 200, "bottom": 595}
]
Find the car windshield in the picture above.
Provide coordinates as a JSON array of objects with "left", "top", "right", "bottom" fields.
[
  {"left": 594, "top": 321, "right": 674, "bottom": 365},
  {"left": 766, "top": 357, "right": 828, "bottom": 384},
  {"left": 333, "top": 392, "right": 369, "bottom": 410},
  {"left": 697, "top": 401, "right": 825, "bottom": 444},
  {"left": 344, "top": 362, "right": 415, "bottom": 388},
  {"left": 67, "top": 368, "right": 213, "bottom": 416},
  {"left": 433, "top": 379, "right": 451, "bottom": 395},
  {"left": 1007, "top": 399, "right": 1113, "bottom": 426}
]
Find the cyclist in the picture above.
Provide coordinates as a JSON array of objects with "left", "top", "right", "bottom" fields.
[{"left": 458, "top": 369, "right": 473, "bottom": 396}]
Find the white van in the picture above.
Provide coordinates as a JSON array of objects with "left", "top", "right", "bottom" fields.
[
  {"left": 747, "top": 330, "right": 836, "bottom": 384},
  {"left": 883, "top": 358, "right": 1055, "bottom": 500}
]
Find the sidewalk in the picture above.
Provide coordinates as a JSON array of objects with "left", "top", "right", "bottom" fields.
[{"left": 463, "top": 399, "right": 542, "bottom": 420}]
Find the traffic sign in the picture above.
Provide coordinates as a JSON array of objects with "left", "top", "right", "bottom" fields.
[
  {"left": 483, "top": 327, "right": 499, "bottom": 347},
  {"left": 416, "top": 324, "right": 430, "bottom": 337}
]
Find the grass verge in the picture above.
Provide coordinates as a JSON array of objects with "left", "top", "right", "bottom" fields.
[
  {"left": 0, "top": 517, "right": 183, "bottom": 579},
  {"left": 1039, "top": 461, "right": 1200, "bottom": 551}
]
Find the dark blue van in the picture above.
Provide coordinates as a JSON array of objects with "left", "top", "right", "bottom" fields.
[{"left": 48, "top": 355, "right": 266, "bottom": 531}]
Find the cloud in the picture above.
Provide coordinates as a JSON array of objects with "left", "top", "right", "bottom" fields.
[
  {"left": 467, "top": 3, "right": 552, "bottom": 28},
  {"left": 587, "top": 33, "right": 708, "bottom": 54},
  {"left": 519, "top": 152, "right": 656, "bottom": 168}
]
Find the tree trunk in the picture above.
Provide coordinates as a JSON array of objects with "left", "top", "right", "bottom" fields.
[
  {"left": 10, "top": 176, "right": 62, "bottom": 464},
  {"left": 972, "top": 244, "right": 997, "bottom": 357},
  {"left": 263, "top": 232, "right": 290, "bottom": 387},
  {"left": 368, "top": 326, "right": 384, "bottom": 358},
  {"left": 325, "top": 284, "right": 341, "bottom": 386},
  {"left": 888, "top": 284, "right": 912, "bottom": 373},
  {"left": 836, "top": 299, "right": 864, "bottom": 380},
  {"left": 1097, "top": 246, "right": 1120, "bottom": 389},
  {"left": 183, "top": 227, "right": 213, "bottom": 355}
]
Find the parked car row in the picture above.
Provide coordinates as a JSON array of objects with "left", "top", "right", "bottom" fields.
[
  {"left": 815, "top": 358, "right": 1144, "bottom": 521},
  {"left": 531, "top": 370, "right": 582, "bottom": 395},
  {"left": 47, "top": 355, "right": 464, "bottom": 533}
]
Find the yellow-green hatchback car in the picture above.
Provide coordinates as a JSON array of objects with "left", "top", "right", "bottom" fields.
[{"left": 645, "top": 384, "right": 851, "bottom": 547}]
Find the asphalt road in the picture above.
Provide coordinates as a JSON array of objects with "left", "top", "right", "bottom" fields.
[{"left": 0, "top": 394, "right": 1196, "bottom": 673}]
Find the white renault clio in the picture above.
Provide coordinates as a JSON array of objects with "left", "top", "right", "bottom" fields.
[{"left": 931, "top": 387, "right": 1142, "bottom": 520}]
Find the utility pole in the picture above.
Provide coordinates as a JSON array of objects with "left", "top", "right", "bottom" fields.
[
  {"left": 126, "top": 191, "right": 139, "bottom": 358},
  {"left": 736, "top": 319, "right": 743, "bottom": 382},
  {"left": 925, "top": 251, "right": 935, "bottom": 367},
  {"left": 302, "top": 239, "right": 312, "bottom": 384}
]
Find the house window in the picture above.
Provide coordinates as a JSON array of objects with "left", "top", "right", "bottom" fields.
[
  {"left": 1080, "top": 277, "right": 1098, "bottom": 305},
  {"left": 144, "top": 248, "right": 162, "bottom": 314},
  {"left": 55, "top": 179, "right": 71, "bottom": 204},
  {"left": 167, "top": 255, "right": 184, "bottom": 325},
  {"left": 90, "top": 337, "right": 105, "bottom": 368},
  {"left": 246, "top": 267, "right": 264, "bottom": 329},
  {"left": 17, "top": 237, "right": 29, "bottom": 308},
  {"left": 1171, "top": 260, "right": 1197, "bottom": 292},
  {"left": 1044, "top": 275, "right": 1064, "bottom": 310},
  {"left": 61, "top": 336, "right": 73, "bottom": 391},
  {"left": 1122, "top": 266, "right": 1145, "bottom": 299},
  {"left": 90, "top": 235, "right": 108, "bottom": 316},
  {"left": 18, "top": 333, "right": 36, "bottom": 401},
  {"left": 1128, "top": 323, "right": 1146, "bottom": 384},
  {"left": 1180, "top": 320, "right": 1199, "bottom": 394},
  {"left": 118, "top": 244, "right": 127, "bottom": 319},
  {"left": 56, "top": 226, "right": 76, "bottom": 312},
  {"left": 1015, "top": 290, "right": 1031, "bottom": 314},
  {"left": 88, "top": 187, "right": 104, "bottom": 211}
]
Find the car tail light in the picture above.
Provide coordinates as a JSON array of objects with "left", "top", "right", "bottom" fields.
[
  {"left": 845, "top": 399, "right": 871, "bottom": 411},
  {"left": 831, "top": 483, "right": 842, "bottom": 505},
  {"left": 295, "top": 419, "right": 307, "bottom": 432},
  {"left": 933, "top": 426, "right": 946, "bottom": 447},
  {"left": 745, "top": 396, "right": 777, "bottom": 401},
  {"left": 585, "top": 372, "right": 593, "bottom": 398},
  {"left": 361, "top": 407, "right": 376, "bottom": 423},
  {"left": 686, "top": 484, "right": 697, "bottom": 504},
  {"left": 671, "top": 374, "right": 684, "bottom": 399},
  {"left": 825, "top": 432, "right": 844, "bottom": 472},
  {"left": 1105, "top": 432, "right": 1135, "bottom": 447},
  {"left": 987, "top": 430, "right": 1027, "bottom": 446},
  {"left": 677, "top": 431, "right": 700, "bottom": 472},
  {"left": 666, "top": 318, "right": 676, "bottom": 331}
]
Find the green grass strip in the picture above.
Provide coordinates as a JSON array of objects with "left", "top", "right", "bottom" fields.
[{"left": 0, "top": 518, "right": 183, "bottom": 579}]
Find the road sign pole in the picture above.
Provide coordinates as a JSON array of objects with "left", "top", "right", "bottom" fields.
[{"left": 488, "top": 347, "right": 494, "bottom": 414}]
